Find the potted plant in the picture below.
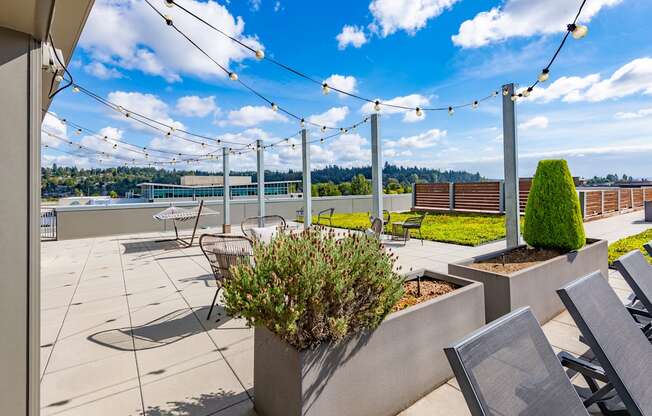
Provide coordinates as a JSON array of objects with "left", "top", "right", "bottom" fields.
[
  {"left": 223, "top": 228, "right": 484, "bottom": 416},
  {"left": 449, "top": 159, "right": 608, "bottom": 323}
]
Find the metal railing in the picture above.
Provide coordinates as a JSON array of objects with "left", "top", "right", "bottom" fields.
[{"left": 40, "top": 208, "right": 57, "bottom": 240}]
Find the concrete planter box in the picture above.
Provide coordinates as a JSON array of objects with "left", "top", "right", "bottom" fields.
[
  {"left": 448, "top": 239, "right": 608, "bottom": 323},
  {"left": 253, "top": 270, "right": 484, "bottom": 416}
]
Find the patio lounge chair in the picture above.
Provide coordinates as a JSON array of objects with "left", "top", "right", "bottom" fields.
[
  {"left": 444, "top": 307, "right": 590, "bottom": 416},
  {"left": 556, "top": 271, "right": 652, "bottom": 415},
  {"left": 317, "top": 208, "right": 335, "bottom": 226},
  {"left": 613, "top": 250, "right": 652, "bottom": 337},
  {"left": 199, "top": 234, "right": 253, "bottom": 320},
  {"left": 241, "top": 215, "right": 286, "bottom": 240}
]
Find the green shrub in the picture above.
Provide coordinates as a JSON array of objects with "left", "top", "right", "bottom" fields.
[
  {"left": 608, "top": 228, "right": 652, "bottom": 265},
  {"left": 523, "top": 159, "right": 585, "bottom": 251},
  {"left": 222, "top": 228, "right": 404, "bottom": 350}
]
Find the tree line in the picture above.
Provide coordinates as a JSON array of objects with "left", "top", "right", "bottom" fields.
[{"left": 41, "top": 163, "right": 484, "bottom": 198}]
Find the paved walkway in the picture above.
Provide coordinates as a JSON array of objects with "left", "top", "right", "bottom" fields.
[{"left": 40, "top": 211, "right": 650, "bottom": 415}]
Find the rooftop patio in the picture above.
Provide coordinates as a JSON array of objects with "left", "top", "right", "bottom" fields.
[{"left": 40, "top": 211, "right": 645, "bottom": 416}]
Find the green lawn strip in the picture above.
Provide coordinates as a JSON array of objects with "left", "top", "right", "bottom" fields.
[
  {"left": 303, "top": 211, "right": 509, "bottom": 246},
  {"left": 607, "top": 227, "right": 652, "bottom": 265}
]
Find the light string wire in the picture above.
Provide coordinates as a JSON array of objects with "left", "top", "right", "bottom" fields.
[
  {"left": 165, "top": 0, "right": 498, "bottom": 113},
  {"left": 512, "top": 0, "right": 588, "bottom": 99}
]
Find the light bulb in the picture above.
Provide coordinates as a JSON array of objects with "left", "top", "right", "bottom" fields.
[
  {"left": 569, "top": 23, "right": 588, "bottom": 40},
  {"left": 502, "top": 87, "right": 510, "bottom": 96},
  {"left": 522, "top": 87, "right": 533, "bottom": 98},
  {"left": 538, "top": 69, "right": 550, "bottom": 83},
  {"left": 61, "top": 118, "right": 66, "bottom": 124},
  {"left": 229, "top": 72, "right": 238, "bottom": 81},
  {"left": 72, "top": 85, "right": 80, "bottom": 93},
  {"left": 472, "top": 100, "right": 479, "bottom": 109},
  {"left": 340, "top": 127, "right": 345, "bottom": 133},
  {"left": 448, "top": 106, "right": 454, "bottom": 116},
  {"left": 113, "top": 144, "right": 118, "bottom": 149},
  {"left": 374, "top": 100, "right": 381, "bottom": 112},
  {"left": 145, "top": 153, "right": 149, "bottom": 159},
  {"left": 322, "top": 83, "right": 330, "bottom": 95},
  {"left": 255, "top": 49, "right": 265, "bottom": 60},
  {"left": 321, "top": 125, "right": 326, "bottom": 133},
  {"left": 201, "top": 142, "right": 206, "bottom": 148},
  {"left": 511, "top": 94, "right": 518, "bottom": 102},
  {"left": 54, "top": 74, "right": 63, "bottom": 82},
  {"left": 271, "top": 102, "right": 278, "bottom": 112},
  {"left": 493, "top": 90, "right": 499, "bottom": 96},
  {"left": 164, "top": 15, "right": 173, "bottom": 26},
  {"left": 103, "top": 135, "right": 108, "bottom": 141},
  {"left": 166, "top": 131, "right": 171, "bottom": 138},
  {"left": 164, "top": 0, "right": 174, "bottom": 7},
  {"left": 75, "top": 128, "right": 81, "bottom": 135},
  {"left": 320, "top": 138, "right": 324, "bottom": 143},
  {"left": 291, "top": 144, "right": 296, "bottom": 149},
  {"left": 416, "top": 107, "right": 423, "bottom": 117},
  {"left": 300, "top": 118, "right": 305, "bottom": 128},
  {"left": 117, "top": 105, "right": 125, "bottom": 113}
]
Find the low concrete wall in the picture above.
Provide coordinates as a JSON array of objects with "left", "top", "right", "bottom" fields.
[{"left": 53, "top": 194, "right": 413, "bottom": 240}]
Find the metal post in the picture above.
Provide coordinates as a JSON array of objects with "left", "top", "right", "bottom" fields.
[
  {"left": 222, "top": 147, "right": 231, "bottom": 233},
  {"left": 449, "top": 182, "right": 455, "bottom": 212},
  {"left": 370, "top": 113, "right": 383, "bottom": 220},
  {"left": 601, "top": 190, "right": 605, "bottom": 216},
  {"left": 502, "top": 83, "right": 520, "bottom": 248},
  {"left": 301, "top": 129, "right": 312, "bottom": 229},
  {"left": 257, "top": 139, "right": 265, "bottom": 224},
  {"left": 499, "top": 181, "right": 505, "bottom": 213}
]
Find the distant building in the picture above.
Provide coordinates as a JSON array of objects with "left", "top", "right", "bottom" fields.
[{"left": 139, "top": 175, "right": 301, "bottom": 201}]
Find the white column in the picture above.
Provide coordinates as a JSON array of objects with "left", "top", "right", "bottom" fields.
[
  {"left": 222, "top": 147, "right": 230, "bottom": 233},
  {"left": 256, "top": 139, "right": 265, "bottom": 223},
  {"left": 370, "top": 113, "right": 383, "bottom": 220},
  {"left": 301, "top": 129, "right": 312, "bottom": 229},
  {"left": 502, "top": 83, "right": 520, "bottom": 248}
]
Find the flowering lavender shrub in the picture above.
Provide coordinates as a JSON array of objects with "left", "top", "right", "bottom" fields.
[{"left": 222, "top": 228, "right": 404, "bottom": 350}]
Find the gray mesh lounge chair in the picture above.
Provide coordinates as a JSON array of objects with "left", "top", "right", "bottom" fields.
[
  {"left": 557, "top": 271, "right": 652, "bottom": 416},
  {"left": 317, "top": 208, "right": 335, "bottom": 226},
  {"left": 240, "top": 215, "right": 286, "bottom": 239},
  {"left": 199, "top": 234, "right": 253, "bottom": 320},
  {"left": 613, "top": 250, "right": 652, "bottom": 337},
  {"left": 444, "top": 307, "right": 589, "bottom": 416},
  {"left": 644, "top": 242, "right": 652, "bottom": 257}
]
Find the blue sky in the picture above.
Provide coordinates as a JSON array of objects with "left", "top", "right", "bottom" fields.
[{"left": 43, "top": 0, "right": 652, "bottom": 179}]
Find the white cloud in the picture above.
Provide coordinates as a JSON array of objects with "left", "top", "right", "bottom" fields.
[
  {"left": 323, "top": 74, "right": 358, "bottom": 97},
  {"left": 308, "top": 106, "right": 350, "bottom": 127},
  {"left": 336, "top": 25, "right": 368, "bottom": 49},
  {"left": 453, "top": 0, "right": 622, "bottom": 48},
  {"left": 360, "top": 94, "right": 430, "bottom": 122},
  {"left": 175, "top": 96, "right": 219, "bottom": 117},
  {"left": 615, "top": 108, "right": 652, "bottom": 120},
  {"left": 519, "top": 116, "right": 549, "bottom": 130},
  {"left": 386, "top": 128, "right": 446, "bottom": 149},
  {"left": 79, "top": 0, "right": 263, "bottom": 82},
  {"left": 527, "top": 58, "right": 652, "bottom": 103},
  {"left": 219, "top": 105, "right": 288, "bottom": 127},
  {"left": 107, "top": 91, "right": 185, "bottom": 130},
  {"left": 370, "top": 0, "right": 459, "bottom": 37},
  {"left": 274, "top": 1, "right": 281, "bottom": 12},
  {"left": 249, "top": 0, "right": 261, "bottom": 12},
  {"left": 42, "top": 112, "right": 67, "bottom": 147},
  {"left": 84, "top": 61, "right": 123, "bottom": 79}
]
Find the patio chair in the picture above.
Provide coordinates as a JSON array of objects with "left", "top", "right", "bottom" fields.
[
  {"left": 241, "top": 215, "right": 286, "bottom": 239},
  {"left": 613, "top": 250, "right": 652, "bottom": 337},
  {"left": 383, "top": 209, "right": 391, "bottom": 224},
  {"left": 644, "top": 242, "right": 652, "bottom": 257},
  {"left": 444, "top": 307, "right": 589, "bottom": 416},
  {"left": 199, "top": 234, "right": 253, "bottom": 320},
  {"left": 365, "top": 217, "right": 383, "bottom": 239},
  {"left": 556, "top": 271, "right": 652, "bottom": 415},
  {"left": 399, "top": 213, "right": 426, "bottom": 245},
  {"left": 316, "top": 208, "right": 335, "bottom": 226}
]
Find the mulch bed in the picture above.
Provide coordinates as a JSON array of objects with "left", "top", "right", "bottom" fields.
[
  {"left": 470, "top": 246, "right": 563, "bottom": 274},
  {"left": 394, "top": 278, "right": 458, "bottom": 312}
]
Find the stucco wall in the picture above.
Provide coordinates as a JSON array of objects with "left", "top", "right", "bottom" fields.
[{"left": 53, "top": 194, "right": 413, "bottom": 240}]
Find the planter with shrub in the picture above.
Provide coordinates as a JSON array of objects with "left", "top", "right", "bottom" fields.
[
  {"left": 448, "top": 159, "right": 608, "bottom": 323},
  {"left": 223, "top": 228, "right": 484, "bottom": 416}
]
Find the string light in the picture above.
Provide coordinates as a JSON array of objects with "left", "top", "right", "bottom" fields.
[
  {"left": 75, "top": 128, "right": 82, "bottom": 135},
  {"left": 54, "top": 74, "right": 63, "bottom": 83},
  {"left": 503, "top": 87, "right": 510, "bottom": 96},
  {"left": 300, "top": 118, "right": 305, "bottom": 128},
  {"left": 164, "top": 0, "right": 174, "bottom": 7},
  {"left": 374, "top": 100, "right": 381, "bottom": 112},
  {"left": 472, "top": 100, "right": 479, "bottom": 109},
  {"left": 538, "top": 69, "right": 550, "bottom": 83},
  {"left": 322, "top": 83, "right": 330, "bottom": 95},
  {"left": 229, "top": 72, "right": 238, "bottom": 81},
  {"left": 448, "top": 106, "right": 454, "bottom": 116},
  {"left": 271, "top": 102, "right": 278, "bottom": 112},
  {"left": 255, "top": 49, "right": 265, "bottom": 60},
  {"left": 568, "top": 23, "right": 588, "bottom": 39},
  {"left": 415, "top": 107, "right": 423, "bottom": 117},
  {"left": 164, "top": 15, "right": 173, "bottom": 26},
  {"left": 72, "top": 85, "right": 80, "bottom": 93}
]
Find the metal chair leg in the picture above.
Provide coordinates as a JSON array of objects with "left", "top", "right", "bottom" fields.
[{"left": 207, "top": 288, "right": 220, "bottom": 320}]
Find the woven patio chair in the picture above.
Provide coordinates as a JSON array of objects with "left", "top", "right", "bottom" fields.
[
  {"left": 317, "top": 208, "right": 335, "bottom": 226},
  {"left": 383, "top": 209, "right": 391, "bottom": 225},
  {"left": 557, "top": 271, "right": 652, "bottom": 415},
  {"left": 365, "top": 216, "right": 384, "bottom": 239},
  {"left": 400, "top": 213, "right": 426, "bottom": 245},
  {"left": 445, "top": 307, "right": 589, "bottom": 416},
  {"left": 240, "top": 215, "right": 286, "bottom": 239},
  {"left": 199, "top": 234, "right": 253, "bottom": 320}
]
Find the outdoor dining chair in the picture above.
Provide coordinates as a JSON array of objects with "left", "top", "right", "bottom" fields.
[
  {"left": 199, "top": 234, "right": 253, "bottom": 320},
  {"left": 316, "top": 208, "right": 335, "bottom": 226},
  {"left": 365, "top": 217, "right": 384, "bottom": 239},
  {"left": 556, "top": 271, "right": 652, "bottom": 415},
  {"left": 240, "top": 215, "right": 286, "bottom": 239},
  {"left": 444, "top": 307, "right": 590, "bottom": 416},
  {"left": 391, "top": 213, "right": 425, "bottom": 245}
]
